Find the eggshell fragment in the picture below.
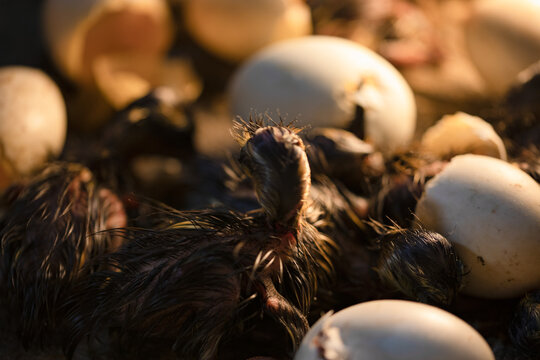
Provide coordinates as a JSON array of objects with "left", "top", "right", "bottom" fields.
[
  {"left": 183, "top": 0, "right": 312, "bottom": 62},
  {"left": 414, "top": 155, "right": 540, "bottom": 298},
  {"left": 465, "top": 0, "right": 540, "bottom": 96},
  {"left": 294, "top": 300, "right": 494, "bottom": 360},
  {"left": 420, "top": 112, "right": 507, "bottom": 160},
  {"left": 43, "top": 0, "right": 173, "bottom": 86},
  {"left": 229, "top": 36, "right": 416, "bottom": 154},
  {"left": 0, "top": 66, "right": 67, "bottom": 190},
  {"left": 92, "top": 54, "right": 202, "bottom": 109}
]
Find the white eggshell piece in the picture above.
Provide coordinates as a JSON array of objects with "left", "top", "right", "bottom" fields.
[
  {"left": 415, "top": 154, "right": 540, "bottom": 298},
  {"left": 465, "top": 0, "right": 540, "bottom": 96},
  {"left": 0, "top": 66, "right": 67, "bottom": 179},
  {"left": 183, "top": 0, "right": 312, "bottom": 62},
  {"left": 294, "top": 300, "right": 494, "bottom": 360},
  {"left": 43, "top": 0, "right": 173, "bottom": 85},
  {"left": 229, "top": 36, "right": 416, "bottom": 154},
  {"left": 420, "top": 112, "right": 507, "bottom": 160}
]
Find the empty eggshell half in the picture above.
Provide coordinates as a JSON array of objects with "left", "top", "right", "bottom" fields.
[
  {"left": 420, "top": 112, "right": 507, "bottom": 160},
  {"left": 93, "top": 54, "right": 202, "bottom": 109},
  {"left": 294, "top": 300, "right": 494, "bottom": 360},
  {"left": 0, "top": 66, "right": 67, "bottom": 190},
  {"left": 183, "top": 0, "right": 312, "bottom": 62},
  {"left": 465, "top": 0, "right": 540, "bottom": 96},
  {"left": 43, "top": 0, "right": 173, "bottom": 86},
  {"left": 229, "top": 36, "right": 416, "bottom": 154},
  {"left": 414, "top": 154, "right": 540, "bottom": 298}
]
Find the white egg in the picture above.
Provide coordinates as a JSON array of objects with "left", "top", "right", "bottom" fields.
[
  {"left": 295, "top": 300, "right": 494, "bottom": 360},
  {"left": 183, "top": 0, "right": 312, "bottom": 62},
  {"left": 465, "top": 0, "right": 540, "bottom": 96},
  {"left": 0, "top": 66, "right": 67, "bottom": 190},
  {"left": 420, "top": 112, "right": 507, "bottom": 160},
  {"left": 43, "top": 0, "right": 173, "bottom": 86},
  {"left": 415, "top": 154, "right": 540, "bottom": 298},
  {"left": 229, "top": 36, "right": 416, "bottom": 154}
]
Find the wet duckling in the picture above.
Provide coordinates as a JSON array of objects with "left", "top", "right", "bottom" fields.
[
  {"left": 64, "top": 119, "right": 336, "bottom": 360},
  {"left": 308, "top": 186, "right": 464, "bottom": 311},
  {"left": 370, "top": 223, "right": 464, "bottom": 307},
  {"left": 0, "top": 162, "right": 126, "bottom": 347},
  {"left": 509, "top": 290, "right": 540, "bottom": 359},
  {"left": 235, "top": 127, "right": 462, "bottom": 309}
]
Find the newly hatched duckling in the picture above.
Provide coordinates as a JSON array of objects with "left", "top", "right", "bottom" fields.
[
  {"left": 308, "top": 189, "right": 464, "bottom": 311},
  {"left": 294, "top": 128, "right": 463, "bottom": 308},
  {"left": 0, "top": 162, "right": 126, "bottom": 347},
  {"left": 509, "top": 290, "right": 540, "bottom": 359},
  {"left": 63, "top": 120, "right": 336, "bottom": 360},
  {"left": 371, "top": 223, "right": 464, "bottom": 307}
]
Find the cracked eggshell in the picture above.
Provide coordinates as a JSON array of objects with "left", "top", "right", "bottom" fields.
[
  {"left": 43, "top": 0, "right": 173, "bottom": 86},
  {"left": 465, "top": 0, "right": 540, "bottom": 97},
  {"left": 294, "top": 300, "right": 494, "bottom": 360},
  {"left": 183, "top": 0, "right": 312, "bottom": 62},
  {"left": 420, "top": 112, "right": 507, "bottom": 160},
  {"left": 414, "top": 155, "right": 540, "bottom": 298},
  {"left": 229, "top": 36, "right": 416, "bottom": 154},
  {"left": 0, "top": 66, "right": 67, "bottom": 190}
]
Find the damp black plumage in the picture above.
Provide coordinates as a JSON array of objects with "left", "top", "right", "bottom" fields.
[
  {"left": 0, "top": 162, "right": 126, "bottom": 347},
  {"left": 63, "top": 119, "right": 336, "bottom": 360},
  {"left": 372, "top": 225, "right": 464, "bottom": 307},
  {"left": 306, "top": 182, "right": 464, "bottom": 310},
  {"left": 303, "top": 149, "right": 463, "bottom": 308},
  {"left": 509, "top": 290, "right": 540, "bottom": 358}
]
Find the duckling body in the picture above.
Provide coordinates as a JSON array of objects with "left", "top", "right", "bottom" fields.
[
  {"left": 64, "top": 121, "right": 336, "bottom": 360},
  {"left": 0, "top": 162, "right": 126, "bottom": 347}
]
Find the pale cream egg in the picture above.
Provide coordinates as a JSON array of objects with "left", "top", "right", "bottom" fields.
[
  {"left": 294, "top": 300, "right": 494, "bottom": 360},
  {"left": 420, "top": 112, "right": 507, "bottom": 160},
  {"left": 229, "top": 36, "right": 416, "bottom": 154},
  {"left": 0, "top": 66, "right": 67, "bottom": 191},
  {"left": 414, "top": 154, "right": 540, "bottom": 298}
]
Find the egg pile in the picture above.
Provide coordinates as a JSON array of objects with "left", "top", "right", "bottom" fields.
[{"left": 0, "top": 0, "right": 539, "bottom": 359}]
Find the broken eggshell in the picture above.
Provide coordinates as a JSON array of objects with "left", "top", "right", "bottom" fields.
[
  {"left": 0, "top": 66, "right": 67, "bottom": 190},
  {"left": 43, "top": 0, "right": 173, "bottom": 85},
  {"left": 414, "top": 154, "right": 540, "bottom": 299},
  {"left": 43, "top": 0, "right": 176, "bottom": 109},
  {"left": 183, "top": 0, "right": 312, "bottom": 62},
  {"left": 294, "top": 300, "right": 494, "bottom": 360},
  {"left": 420, "top": 112, "right": 507, "bottom": 160},
  {"left": 229, "top": 36, "right": 416, "bottom": 154},
  {"left": 43, "top": 0, "right": 203, "bottom": 114},
  {"left": 465, "top": 0, "right": 540, "bottom": 97}
]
